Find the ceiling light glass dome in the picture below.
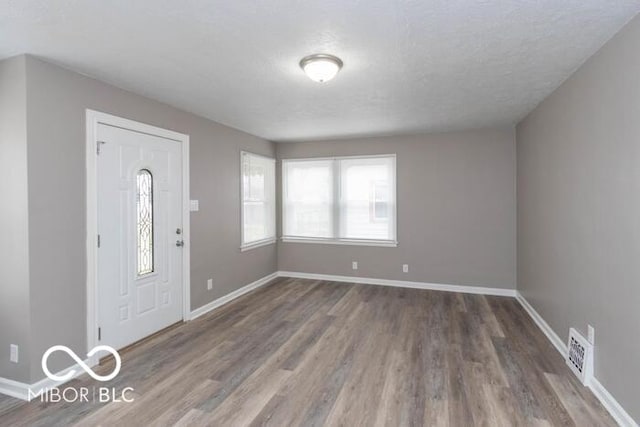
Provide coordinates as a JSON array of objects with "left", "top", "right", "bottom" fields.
[{"left": 299, "top": 54, "right": 343, "bottom": 83}]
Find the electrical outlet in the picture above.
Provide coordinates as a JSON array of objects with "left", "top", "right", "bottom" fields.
[
  {"left": 207, "top": 278, "right": 213, "bottom": 290},
  {"left": 10, "top": 345, "right": 18, "bottom": 363},
  {"left": 587, "top": 325, "right": 595, "bottom": 344},
  {"left": 402, "top": 264, "right": 409, "bottom": 273},
  {"left": 352, "top": 261, "right": 358, "bottom": 270}
]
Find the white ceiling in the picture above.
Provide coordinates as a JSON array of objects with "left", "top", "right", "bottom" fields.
[{"left": 1, "top": 1, "right": 639, "bottom": 142}]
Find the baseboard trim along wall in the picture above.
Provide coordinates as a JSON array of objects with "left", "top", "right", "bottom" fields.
[
  {"left": 0, "top": 358, "right": 94, "bottom": 401},
  {"left": 189, "top": 270, "right": 515, "bottom": 322},
  {"left": 589, "top": 377, "right": 638, "bottom": 427},
  {"left": 0, "top": 377, "right": 29, "bottom": 400},
  {"left": 515, "top": 292, "right": 568, "bottom": 357},
  {"left": 516, "top": 291, "right": 638, "bottom": 427},
  {"left": 189, "top": 272, "right": 280, "bottom": 320},
  {"left": 277, "top": 271, "right": 517, "bottom": 297}
]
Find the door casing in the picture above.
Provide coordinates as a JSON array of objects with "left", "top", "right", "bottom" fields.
[{"left": 86, "top": 109, "right": 190, "bottom": 365}]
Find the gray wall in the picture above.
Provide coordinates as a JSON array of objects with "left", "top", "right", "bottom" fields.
[
  {"left": 10, "top": 55, "right": 277, "bottom": 383},
  {"left": 0, "top": 56, "right": 32, "bottom": 383},
  {"left": 277, "top": 128, "right": 517, "bottom": 289},
  {"left": 517, "top": 15, "right": 640, "bottom": 422}
]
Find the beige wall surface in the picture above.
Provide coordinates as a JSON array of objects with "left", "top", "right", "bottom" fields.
[
  {"left": 20, "top": 55, "right": 276, "bottom": 382},
  {"left": 277, "top": 128, "right": 517, "bottom": 289},
  {"left": 0, "top": 56, "right": 32, "bottom": 383},
  {"left": 517, "top": 15, "right": 640, "bottom": 422}
]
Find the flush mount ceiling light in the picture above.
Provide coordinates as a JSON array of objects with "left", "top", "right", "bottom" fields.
[{"left": 299, "top": 54, "right": 343, "bottom": 83}]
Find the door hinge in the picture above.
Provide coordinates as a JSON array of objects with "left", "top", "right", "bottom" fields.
[
  {"left": 98, "top": 327, "right": 101, "bottom": 341},
  {"left": 97, "top": 234, "right": 101, "bottom": 248},
  {"left": 96, "top": 140, "right": 106, "bottom": 155}
]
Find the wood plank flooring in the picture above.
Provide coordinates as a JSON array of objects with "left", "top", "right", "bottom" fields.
[{"left": 0, "top": 278, "right": 616, "bottom": 426}]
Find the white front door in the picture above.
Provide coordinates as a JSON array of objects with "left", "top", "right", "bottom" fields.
[{"left": 97, "top": 123, "right": 183, "bottom": 350}]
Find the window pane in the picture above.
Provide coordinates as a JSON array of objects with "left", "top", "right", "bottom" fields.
[
  {"left": 373, "top": 182, "right": 389, "bottom": 220},
  {"left": 284, "top": 160, "right": 334, "bottom": 238},
  {"left": 339, "top": 157, "right": 395, "bottom": 240},
  {"left": 241, "top": 152, "right": 275, "bottom": 245},
  {"left": 136, "top": 169, "right": 154, "bottom": 275},
  {"left": 243, "top": 201, "right": 267, "bottom": 242}
]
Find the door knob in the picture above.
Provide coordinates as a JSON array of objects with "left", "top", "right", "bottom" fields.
[
  {"left": 176, "top": 228, "right": 182, "bottom": 235},
  {"left": 176, "top": 240, "right": 184, "bottom": 247}
]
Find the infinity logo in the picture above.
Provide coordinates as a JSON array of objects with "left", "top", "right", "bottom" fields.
[{"left": 42, "top": 345, "right": 121, "bottom": 382}]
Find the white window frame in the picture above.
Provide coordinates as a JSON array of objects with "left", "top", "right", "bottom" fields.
[
  {"left": 240, "top": 151, "right": 276, "bottom": 251},
  {"left": 282, "top": 154, "right": 397, "bottom": 247}
]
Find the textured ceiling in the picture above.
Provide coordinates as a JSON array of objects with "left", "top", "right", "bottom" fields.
[{"left": 1, "top": 1, "right": 639, "bottom": 142}]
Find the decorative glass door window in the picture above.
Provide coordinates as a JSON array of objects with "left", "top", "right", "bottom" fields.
[{"left": 136, "top": 169, "right": 154, "bottom": 275}]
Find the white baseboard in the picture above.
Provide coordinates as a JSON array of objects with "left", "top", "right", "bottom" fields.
[
  {"left": 189, "top": 272, "right": 279, "bottom": 320},
  {"left": 515, "top": 291, "right": 568, "bottom": 357},
  {"left": 0, "top": 377, "right": 30, "bottom": 400},
  {"left": 589, "top": 377, "right": 638, "bottom": 427},
  {"left": 0, "top": 357, "right": 94, "bottom": 401},
  {"left": 516, "top": 291, "right": 637, "bottom": 427},
  {"left": 277, "top": 271, "right": 517, "bottom": 297}
]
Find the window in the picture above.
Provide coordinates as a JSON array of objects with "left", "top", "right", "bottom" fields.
[
  {"left": 136, "top": 169, "right": 154, "bottom": 275},
  {"left": 282, "top": 159, "right": 334, "bottom": 238},
  {"left": 283, "top": 155, "right": 396, "bottom": 246},
  {"left": 241, "top": 151, "right": 276, "bottom": 250}
]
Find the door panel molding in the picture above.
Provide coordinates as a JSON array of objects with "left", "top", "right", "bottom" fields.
[{"left": 86, "top": 109, "right": 190, "bottom": 365}]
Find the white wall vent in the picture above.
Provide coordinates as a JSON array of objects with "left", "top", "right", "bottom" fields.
[{"left": 566, "top": 328, "right": 593, "bottom": 385}]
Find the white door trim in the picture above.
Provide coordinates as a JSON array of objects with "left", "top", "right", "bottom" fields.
[{"left": 85, "top": 109, "right": 191, "bottom": 364}]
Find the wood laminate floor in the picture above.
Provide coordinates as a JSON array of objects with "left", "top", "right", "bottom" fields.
[{"left": 0, "top": 278, "right": 615, "bottom": 426}]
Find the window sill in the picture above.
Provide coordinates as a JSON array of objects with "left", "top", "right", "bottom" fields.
[
  {"left": 281, "top": 237, "right": 398, "bottom": 248},
  {"left": 240, "top": 238, "right": 277, "bottom": 252}
]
